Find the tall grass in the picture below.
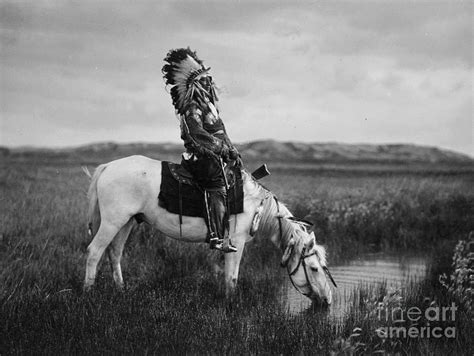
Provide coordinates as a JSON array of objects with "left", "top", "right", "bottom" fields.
[
  {"left": 440, "top": 233, "right": 473, "bottom": 316},
  {"left": 1, "top": 160, "right": 473, "bottom": 354},
  {"left": 266, "top": 170, "right": 474, "bottom": 261}
]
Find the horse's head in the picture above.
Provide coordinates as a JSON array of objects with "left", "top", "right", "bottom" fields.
[{"left": 281, "top": 230, "right": 336, "bottom": 306}]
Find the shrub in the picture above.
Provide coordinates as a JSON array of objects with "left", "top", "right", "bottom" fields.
[{"left": 439, "top": 232, "right": 474, "bottom": 316}]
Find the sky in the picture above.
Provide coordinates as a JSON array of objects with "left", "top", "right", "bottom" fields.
[{"left": 0, "top": 0, "right": 472, "bottom": 155}]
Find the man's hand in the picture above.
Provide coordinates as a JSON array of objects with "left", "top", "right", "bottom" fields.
[
  {"left": 219, "top": 144, "right": 230, "bottom": 158},
  {"left": 228, "top": 147, "right": 239, "bottom": 160}
]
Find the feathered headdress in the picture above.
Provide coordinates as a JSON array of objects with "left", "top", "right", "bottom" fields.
[{"left": 162, "top": 47, "right": 218, "bottom": 115}]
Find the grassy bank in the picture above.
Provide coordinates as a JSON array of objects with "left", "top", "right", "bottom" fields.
[
  {"left": 265, "top": 169, "right": 473, "bottom": 262},
  {"left": 1, "top": 159, "right": 473, "bottom": 354}
]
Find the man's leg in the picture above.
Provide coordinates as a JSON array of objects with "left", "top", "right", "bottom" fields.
[
  {"left": 207, "top": 188, "right": 237, "bottom": 253},
  {"left": 184, "top": 155, "right": 236, "bottom": 252}
]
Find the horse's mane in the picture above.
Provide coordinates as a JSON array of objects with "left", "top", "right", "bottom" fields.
[{"left": 242, "top": 170, "right": 327, "bottom": 265}]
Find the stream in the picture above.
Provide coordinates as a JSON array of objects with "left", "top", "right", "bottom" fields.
[{"left": 282, "top": 253, "right": 429, "bottom": 318}]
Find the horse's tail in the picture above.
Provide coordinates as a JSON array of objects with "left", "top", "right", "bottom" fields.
[{"left": 86, "top": 164, "right": 107, "bottom": 237}]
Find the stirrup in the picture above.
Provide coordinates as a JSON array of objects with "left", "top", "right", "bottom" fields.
[
  {"left": 213, "top": 239, "right": 237, "bottom": 253},
  {"left": 212, "top": 243, "right": 237, "bottom": 253},
  {"left": 223, "top": 244, "right": 238, "bottom": 253},
  {"left": 209, "top": 236, "right": 221, "bottom": 243},
  {"left": 209, "top": 238, "right": 223, "bottom": 249},
  {"left": 208, "top": 232, "right": 220, "bottom": 243}
]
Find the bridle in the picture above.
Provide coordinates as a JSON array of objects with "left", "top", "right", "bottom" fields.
[
  {"left": 287, "top": 245, "right": 319, "bottom": 297},
  {"left": 273, "top": 196, "right": 338, "bottom": 295},
  {"left": 287, "top": 244, "right": 338, "bottom": 295},
  {"left": 250, "top": 190, "right": 337, "bottom": 298}
]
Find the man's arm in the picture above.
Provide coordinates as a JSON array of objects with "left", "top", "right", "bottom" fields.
[
  {"left": 182, "top": 105, "right": 229, "bottom": 158},
  {"left": 215, "top": 122, "right": 239, "bottom": 161}
]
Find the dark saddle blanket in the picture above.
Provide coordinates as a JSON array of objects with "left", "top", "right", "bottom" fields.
[{"left": 158, "top": 161, "right": 244, "bottom": 218}]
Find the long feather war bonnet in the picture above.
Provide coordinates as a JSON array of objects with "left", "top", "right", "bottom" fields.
[{"left": 162, "top": 47, "right": 218, "bottom": 115}]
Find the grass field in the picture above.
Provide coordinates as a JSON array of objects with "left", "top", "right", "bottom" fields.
[{"left": 1, "top": 157, "right": 473, "bottom": 354}]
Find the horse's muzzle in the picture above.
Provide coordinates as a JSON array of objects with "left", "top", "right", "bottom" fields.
[{"left": 306, "top": 291, "right": 331, "bottom": 307}]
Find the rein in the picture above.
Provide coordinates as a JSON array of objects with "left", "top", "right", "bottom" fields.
[
  {"left": 258, "top": 189, "right": 337, "bottom": 294},
  {"left": 288, "top": 246, "right": 318, "bottom": 277},
  {"left": 258, "top": 186, "right": 337, "bottom": 293},
  {"left": 287, "top": 246, "right": 318, "bottom": 297},
  {"left": 273, "top": 195, "right": 314, "bottom": 295},
  {"left": 273, "top": 196, "right": 284, "bottom": 248},
  {"left": 286, "top": 242, "right": 338, "bottom": 291}
]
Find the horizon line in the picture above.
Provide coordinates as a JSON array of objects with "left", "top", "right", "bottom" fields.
[{"left": 3, "top": 139, "right": 473, "bottom": 159}]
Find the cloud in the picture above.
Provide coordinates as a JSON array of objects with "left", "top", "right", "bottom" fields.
[
  {"left": 0, "top": 1, "right": 471, "bottom": 155},
  {"left": 315, "top": 2, "right": 472, "bottom": 68}
]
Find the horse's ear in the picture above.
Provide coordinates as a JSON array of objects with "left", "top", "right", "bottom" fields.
[
  {"left": 287, "top": 216, "right": 314, "bottom": 229},
  {"left": 276, "top": 211, "right": 286, "bottom": 219},
  {"left": 307, "top": 233, "right": 315, "bottom": 249},
  {"left": 281, "top": 237, "right": 296, "bottom": 267}
]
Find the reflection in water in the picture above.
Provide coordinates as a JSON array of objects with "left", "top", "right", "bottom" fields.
[{"left": 282, "top": 254, "right": 428, "bottom": 317}]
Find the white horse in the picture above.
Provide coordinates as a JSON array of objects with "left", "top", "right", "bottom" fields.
[{"left": 84, "top": 155, "right": 336, "bottom": 305}]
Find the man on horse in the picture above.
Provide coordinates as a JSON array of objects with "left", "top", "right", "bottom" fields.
[{"left": 162, "top": 48, "right": 240, "bottom": 253}]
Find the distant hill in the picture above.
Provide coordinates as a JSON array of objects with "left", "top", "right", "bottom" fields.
[
  {"left": 238, "top": 140, "right": 473, "bottom": 164},
  {"left": 2, "top": 140, "right": 473, "bottom": 166}
]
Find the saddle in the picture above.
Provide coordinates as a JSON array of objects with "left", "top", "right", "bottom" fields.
[{"left": 158, "top": 161, "right": 244, "bottom": 219}]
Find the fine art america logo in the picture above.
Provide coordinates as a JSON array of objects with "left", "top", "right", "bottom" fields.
[{"left": 375, "top": 303, "right": 457, "bottom": 339}]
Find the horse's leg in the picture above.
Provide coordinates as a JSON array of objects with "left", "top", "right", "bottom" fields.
[
  {"left": 106, "top": 219, "right": 135, "bottom": 289},
  {"left": 84, "top": 220, "right": 123, "bottom": 291},
  {"left": 224, "top": 234, "right": 246, "bottom": 297}
]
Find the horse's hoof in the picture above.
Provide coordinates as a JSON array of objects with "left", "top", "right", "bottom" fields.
[{"left": 83, "top": 283, "right": 94, "bottom": 293}]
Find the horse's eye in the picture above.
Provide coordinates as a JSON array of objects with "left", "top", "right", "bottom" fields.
[{"left": 310, "top": 266, "right": 318, "bottom": 272}]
